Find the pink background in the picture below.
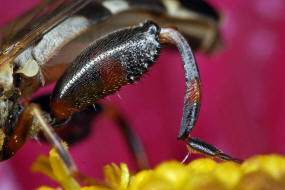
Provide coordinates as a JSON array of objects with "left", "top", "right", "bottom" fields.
[{"left": 1, "top": 0, "right": 285, "bottom": 189}]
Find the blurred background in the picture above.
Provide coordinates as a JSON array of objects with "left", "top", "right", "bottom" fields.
[{"left": 0, "top": 0, "right": 285, "bottom": 189}]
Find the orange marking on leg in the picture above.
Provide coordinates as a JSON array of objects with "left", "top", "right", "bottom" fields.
[{"left": 186, "top": 78, "right": 201, "bottom": 104}]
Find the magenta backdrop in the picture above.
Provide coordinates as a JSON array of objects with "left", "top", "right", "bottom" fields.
[{"left": 1, "top": 0, "right": 285, "bottom": 189}]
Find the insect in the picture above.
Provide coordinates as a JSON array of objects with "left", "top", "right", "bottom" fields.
[{"left": 0, "top": 0, "right": 241, "bottom": 182}]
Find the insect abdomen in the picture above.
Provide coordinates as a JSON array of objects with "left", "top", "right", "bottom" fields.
[{"left": 51, "top": 21, "right": 161, "bottom": 121}]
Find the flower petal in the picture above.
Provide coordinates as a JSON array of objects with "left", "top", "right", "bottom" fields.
[
  {"left": 49, "top": 149, "right": 81, "bottom": 190},
  {"left": 31, "top": 155, "right": 58, "bottom": 182},
  {"left": 119, "top": 163, "right": 130, "bottom": 189},
  {"left": 35, "top": 186, "right": 58, "bottom": 190}
]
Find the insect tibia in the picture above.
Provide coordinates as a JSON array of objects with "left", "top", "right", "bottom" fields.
[{"left": 159, "top": 27, "right": 201, "bottom": 139}]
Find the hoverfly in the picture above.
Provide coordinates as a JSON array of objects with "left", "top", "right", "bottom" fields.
[{"left": 0, "top": 0, "right": 241, "bottom": 182}]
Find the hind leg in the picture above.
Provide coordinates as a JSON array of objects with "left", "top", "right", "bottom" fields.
[
  {"left": 160, "top": 27, "right": 242, "bottom": 163},
  {"left": 20, "top": 103, "right": 108, "bottom": 186},
  {"left": 32, "top": 94, "right": 149, "bottom": 169}
]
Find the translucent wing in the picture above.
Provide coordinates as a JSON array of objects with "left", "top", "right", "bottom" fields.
[
  {"left": 0, "top": 0, "right": 92, "bottom": 67},
  {"left": 0, "top": 0, "right": 59, "bottom": 49}
]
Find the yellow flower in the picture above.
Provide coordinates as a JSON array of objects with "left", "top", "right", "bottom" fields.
[
  {"left": 32, "top": 150, "right": 285, "bottom": 190},
  {"left": 32, "top": 149, "right": 81, "bottom": 190},
  {"left": 103, "top": 163, "right": 130, "bottom": 189}
]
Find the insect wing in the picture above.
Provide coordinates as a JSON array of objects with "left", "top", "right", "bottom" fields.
[{"left": 0, "top": 0, "right": 92, "bottom": 68}]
